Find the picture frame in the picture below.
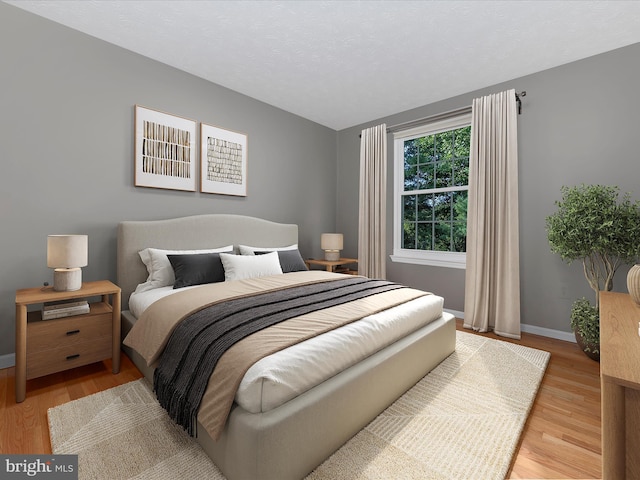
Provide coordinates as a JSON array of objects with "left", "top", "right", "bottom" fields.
[
  {"left": 134, "top": 105, "right": 197, "bottom": 191},
  {"left": 200, "top": 122, "right": 248, "bottom": 196}
]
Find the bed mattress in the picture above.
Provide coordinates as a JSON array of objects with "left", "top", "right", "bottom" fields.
[{"left": 128, "top": 277, "right": 445, "bottom": 413}]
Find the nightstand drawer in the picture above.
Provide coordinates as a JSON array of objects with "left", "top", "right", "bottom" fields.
[
  {"left": 27, "top": 313, "right": 112, "bottom": 351},
  {"left": 26, "top": 337, "right": 112, "bottom": 379}
]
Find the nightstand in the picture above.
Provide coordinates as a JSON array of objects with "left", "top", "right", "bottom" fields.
[
  {"left": 305, "top": 257, "right": 358, "bottom": 275},
  {"left": 15, "top": 280, "right": 121, "bottom": 403}
]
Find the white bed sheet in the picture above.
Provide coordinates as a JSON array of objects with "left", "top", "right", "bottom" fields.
[{"left": 129, "top": 284, "right": 444, "bottom": 413}]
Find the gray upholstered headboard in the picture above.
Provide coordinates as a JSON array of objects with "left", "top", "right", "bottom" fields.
[{"left": 117, "top": 214, "right": 298, "bottom": 310}]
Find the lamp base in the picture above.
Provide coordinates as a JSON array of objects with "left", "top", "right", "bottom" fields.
[
  {"left": 53, "top": 268, "right": 82, "bottom": 291},
  {"left": 324, "top": 250, "right": 340, "bottom": 262}
]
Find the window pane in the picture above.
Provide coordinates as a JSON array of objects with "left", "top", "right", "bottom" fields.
[
  {"left": 418, "top": 163, "right": 434, "bottom": 189},
  {"left": 435, "top": 159, "right": 453, "bottom": 188},
  {"left": 404, "top": 165, "right": 418, "bottom": 191},
  {"left": 403, "top": 194, "right": 416, "bottom": 222},
  {"left": 435, "top": 130, "right": 453, "bottom": 160},
  {"left": 417, "top": 194, "right": 433, "bottom": 221},
  {"left": 404, "top": 139, "right": 418, "bottom": 166},
  {"left": 454, "top": 126, "right": 471, "bottom": 157},
  {"left": 418, "top": 135, "right": 435, "bottom": 163},
  {"left": 414, "top": 167, "right": 431, "bottom": 190},
  {"left": 417, "top": 223, "right": 432, "bottom": 250},
  {"left": 452, "top": 222, "right": 466, "bottom": 252},
  {"left": 403, "top": 222, "right": 416, "bottom": 249},
  {"left": 434, "top": 222, "right": 451, "bottom": 251},
  {"left": 434, "top": 192, "right": 452, "bottom": 221},
  {"left": 453, "top": 156, "right": 469, "bottom": 186},
  {"left": 404, "top": 139, "right": 419, "bottom": 191},
  {"left": 452, "top": 190, "right": 468, "bottom": 222}
]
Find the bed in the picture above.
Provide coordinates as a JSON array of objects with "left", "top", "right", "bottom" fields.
[{"left": 117, "top": 214, "right": 456, "bottom": 480}]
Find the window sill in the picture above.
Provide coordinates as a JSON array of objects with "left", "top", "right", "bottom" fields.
[{"left": 390, "top": 251, "right": 466, "bottom": 269}]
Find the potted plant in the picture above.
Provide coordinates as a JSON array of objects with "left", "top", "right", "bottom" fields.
[{"left": 546, "top": 184, "right": 640, "bottom": 360}]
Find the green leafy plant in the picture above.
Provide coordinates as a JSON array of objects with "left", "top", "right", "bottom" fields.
[
  {"left": 546, "top": 184, "right": 640, "bottom": 358},
  {"left": 570, "top": 298, "right": 599, "bottom": 354},
  {"left": 546, "top": 184, "right": 640, "bottom": 308}
]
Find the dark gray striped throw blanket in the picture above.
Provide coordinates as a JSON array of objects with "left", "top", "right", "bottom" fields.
[{"left": 154, "top": 276, "right": 402, "bottom": 436}]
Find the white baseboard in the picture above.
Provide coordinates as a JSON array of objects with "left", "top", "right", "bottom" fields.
[
  {"left": 444, "top": 308, "right": 576, "bottom": 343},
  {"left": 520, "top": 323, "right": 576, "bottom": 343},
  {"left": 0, "top": 353, "right": 15, "bottom": 369},
  {"left": 444, "top": 308, "right": 464, "bottom": 319}
]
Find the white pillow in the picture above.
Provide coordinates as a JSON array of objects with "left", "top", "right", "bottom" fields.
[
  {"left": 220, "top": 251, "right": 283, "bottom": 281},
  {"left": 135, "top": 245, "right": 233, "bottom": 293},
  {"left": 238, "top": 244, "right": 298, "bottom": 255}
]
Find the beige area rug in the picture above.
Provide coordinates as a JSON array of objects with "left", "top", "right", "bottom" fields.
[{"left": 48, "top": 331, "right": 550, "bottom": 480}]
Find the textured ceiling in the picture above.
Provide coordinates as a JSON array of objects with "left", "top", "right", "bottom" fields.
[{"left": 6, "top": 0, "right": 640, "bottom": 130}]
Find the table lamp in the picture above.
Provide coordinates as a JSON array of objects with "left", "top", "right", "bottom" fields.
[
  {"left": 47, "top": 235, "right": 88, "bottom": 291},
  {"left": 321, "top": 233, "right": 343, "bottom": 261}
]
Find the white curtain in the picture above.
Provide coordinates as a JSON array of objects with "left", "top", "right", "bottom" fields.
[
  {"left": 358, "top": 124, "right": 387, "bottom": 279},
  {"left": 464, "top": 89, "right": 521, "bottom": 338}
]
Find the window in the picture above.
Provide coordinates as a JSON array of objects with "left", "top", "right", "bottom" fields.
[{"left": 391, "top": 113, "right": 471, "bottom": 269}]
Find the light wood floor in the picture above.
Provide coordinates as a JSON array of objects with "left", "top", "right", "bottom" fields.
[{"left": 0, "top": 321, "right": 601, "bottom": 479}]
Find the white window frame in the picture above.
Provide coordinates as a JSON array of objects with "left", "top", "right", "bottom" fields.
[{"left": 391, "top": 113, "right": 472, "bottom": 269}]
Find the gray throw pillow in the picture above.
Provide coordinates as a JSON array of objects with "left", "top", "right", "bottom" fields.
[{"left": 167, "top": 252, "right": 226, "bottom": 288}]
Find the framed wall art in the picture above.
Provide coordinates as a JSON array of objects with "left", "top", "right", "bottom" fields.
[
  {"left": 134, "top": 105, "right": 197, "bottom": 191},
  {"left": 200, "top": 122, "right": 248, "bottom": 196}
]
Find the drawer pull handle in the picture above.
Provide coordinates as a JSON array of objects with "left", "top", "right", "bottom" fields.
[
  {"left": 66, "top": 354, "right": 80, "bottom": 361},
  {"left": 66, "top": 330, "right": 80, "bottom": 336}
]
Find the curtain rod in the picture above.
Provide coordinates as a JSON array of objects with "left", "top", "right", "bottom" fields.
[
  {"left": 515, "top": 90, "right": 526, "bottom": 114},
  {"left": 368, "top": 90, "right": 526, "bottom": 137}
]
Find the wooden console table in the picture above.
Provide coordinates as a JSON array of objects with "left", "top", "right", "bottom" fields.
[{"left": 600, "top": 291, "right": 640, "bottom": 479}]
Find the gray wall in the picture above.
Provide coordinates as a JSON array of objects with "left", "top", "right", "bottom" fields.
[
  {"left": 0, "top": 3, "right": 337, "bottom": 359},
  {"left": 337, "top": 43, "right": 640, "bottom": 334}
]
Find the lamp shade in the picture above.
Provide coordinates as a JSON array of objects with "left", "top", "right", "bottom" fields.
[
  {"left": 47, "top": 235, "right": 88, "bottom": 268},
  {"left": 321, "top": 233, "right": 343, "bottom": 251}
]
